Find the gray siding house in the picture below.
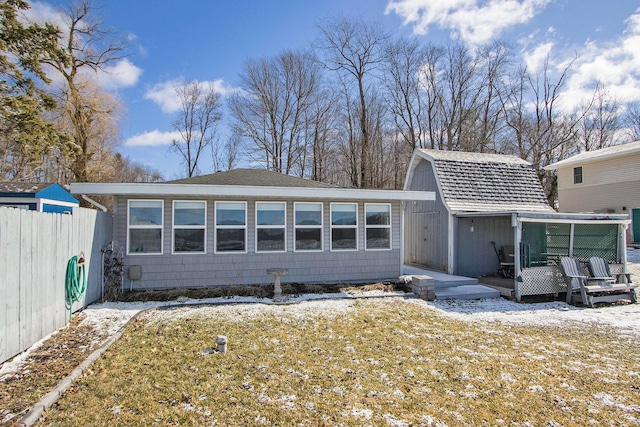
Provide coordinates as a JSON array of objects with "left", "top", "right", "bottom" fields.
[
  {"left": 70, "top": 169, "right": 434, "bottom": 290},
  {"left": 404, "top": 149, "right": 630, "bottom": 300}
]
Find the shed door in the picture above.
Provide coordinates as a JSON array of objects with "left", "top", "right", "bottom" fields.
[{"left": 407, "top": 211, "right": 443, "bottom": 268}]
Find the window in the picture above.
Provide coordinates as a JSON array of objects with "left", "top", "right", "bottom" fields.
[
  {"left": 215, "top": 202, "right": 246, "bottom": 252},
  {"left": 128, "top": 200, "right": 163, "bottom": 254},
  {"left": 365, "top": 204, "right": 391, "bottom": 250},
  {"left": 173, "top": 201, "right": 206, "bottom": 253},
  {"left": 294, "top": 202, "right": 323, "bottom": 251},
  {"left": 256, "top": 202, "right": 286, "bottom": 252},
  {"left": 573, "top": 166, "right": 583, "bottom": 184},
  {"left": 331, "top": 203, "right": 357, "bottom": 250}
]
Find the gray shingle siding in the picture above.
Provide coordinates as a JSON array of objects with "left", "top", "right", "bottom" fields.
[{"left": 116, "top": 196, "right": 402, "bottom": 289}]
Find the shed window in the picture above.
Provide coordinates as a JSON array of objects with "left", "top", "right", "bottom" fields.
[
  {"left": 215, "top": 202, "right": 246, "bottom": 252},
  {"left": 256, "top": 202, "right": 286, "bottom": 252},
  {"left": 295, "top": 202, "right": 323, "bottom": 251},
  {"left": 331, "top": 203, "right": 357, "bottom": 250},
  {"left": 128, "top": 200, "right": 163, "bottom": 254},
  {"left": 365, "top": 204, "right": 391, "bottom": 250},
  {"left": 173, "top": 201, "right": 206, "bottom": 253},
  {"left": 573, "top": 166, "right": 583, "bottom": 184}
]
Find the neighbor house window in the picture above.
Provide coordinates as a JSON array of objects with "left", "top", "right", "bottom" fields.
[
  {"left": 331, "top": 203, "right": 357, "bottom": 250},
  {"left": 173, "top": 201, "right": 206, "bottom": 253},
  {"left": 294, "top": 202, "right": 323, "bottom": 251},
  {"left": 365, "top": 203, "right": 391, "bottom": 250},
  {"left": 128, "top": 200, "right": 163, "bottom": 254},
  {"left": 215, "top": 201, "right": 246, "bottom": 252},
  {"left": 256, "top": 202, "right": 286, "bottom": 252},
  {"left": 573, "top": 166, "right": 583, "bottom": 184}
]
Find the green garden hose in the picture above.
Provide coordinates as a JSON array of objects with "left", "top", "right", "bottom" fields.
[{"left": 65, "top": 255, "right": 87, "bottom": 321}]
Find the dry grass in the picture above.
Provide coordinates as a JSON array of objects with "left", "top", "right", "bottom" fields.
[{"left": 39, "top": 298, "right": 640, "bottom": 426}]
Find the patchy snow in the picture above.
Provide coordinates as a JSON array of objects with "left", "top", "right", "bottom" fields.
[{"left": 2, "top": 249, "right": 639, "bottom": 376}]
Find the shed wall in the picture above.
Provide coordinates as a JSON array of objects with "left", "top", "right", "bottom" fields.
[
  {"left": 115, "top": 196, "right": 403, "bottom": 289},
  {"left": 404, "top": 160, "right": 449, "bottom": 271},
  {"left": 455, "top": 216, "right": 513, "bottom": 277}
]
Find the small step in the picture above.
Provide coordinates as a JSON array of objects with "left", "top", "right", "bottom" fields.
[{"left": 435, "top": 285, "right": 501, "bottom": 300}]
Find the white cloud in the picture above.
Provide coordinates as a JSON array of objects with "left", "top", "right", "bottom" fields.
[
  {"left": 93, "top": 59, "right": 143, "bottom": 90},
  {"left": 557, "top": 8, "right": 640, "bottom": 111},
  {"left": 144, "top": 78, "right": 233, "bottom": 114},
  {"left": 385, "top": 0, "right": 551, "bottom": 45},
  {"left": 523, "top": 41, "right": 553, "bottom": 72},
  {"left": 124, "top": 130, "right": 181, "bottom": 147}
]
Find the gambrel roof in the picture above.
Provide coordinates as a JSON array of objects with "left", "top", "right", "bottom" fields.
[{"left": 408, "top": 149, "right": 554, "bottom": 213}]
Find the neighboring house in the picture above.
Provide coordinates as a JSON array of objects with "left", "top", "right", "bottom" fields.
[
  {"left": 0, "top": 182, "right": 79, "bottom": 214},
  {"left": 404, "top": 149, "right": 630, "bottom": 300},
  {"left": 544, "top": 140, "right": 640, "bottom": 243},
  {"left": 70, "top": 169, "right": 434, "bottom": 289}
]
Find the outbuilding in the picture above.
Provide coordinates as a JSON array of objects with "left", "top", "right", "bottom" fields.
[
  {"left": 0, "top": 182, "right": 79, "bottom": 214},
  {"left": 403, "top": 149, "right": 631, "bottom": 300}
]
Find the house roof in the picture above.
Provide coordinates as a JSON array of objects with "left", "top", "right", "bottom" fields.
[
  {"left": 410, "top": 149, "right": 553, "bottom": 213},
  {"left": 70, "top": 169, "right": 435, "bottom": 202},
  {"left": 544, "top": 140, "right": 640, "bottom": 170},
  {"left": 167, "top": 168, "right": 335, "bottom": 188},
  {"left": 0, "top": 182, "right": 79, "bottom": 204}
]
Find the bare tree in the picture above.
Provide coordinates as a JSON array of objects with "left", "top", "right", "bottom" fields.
[
  {"left": 623, "top": 102, "right": 640, "bottom": 141},
  {"left": 316, "top": 18, "right": 388, "bottom": 188},
  {"left": 230, "top": 49, "right": 321, "bottom": 175},
  {"left": 40, "top": 0, "right": 127, "bottom": 182},
  {"left": 171, "top": 80, "right": 222, "bottom": 177},
  {"left": 500, "top": 57, "right": 580, "bottom": 203},
  {"left": 576, "top": 83, "right": 622, "bottom": 151}
]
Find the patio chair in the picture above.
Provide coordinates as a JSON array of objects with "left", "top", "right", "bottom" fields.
[
  {"left": 588, "top": 257, "right": 631, "bottom": 284},
  {"left": 498, "top": 245, "right": 515, "bottom": 278},
  {"left": 560, "top": 257, "right": 637, "bottom": 307}
]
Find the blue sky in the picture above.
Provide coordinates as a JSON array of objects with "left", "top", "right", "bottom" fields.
[{"left": 24, "top": 1, "right": 640, "bottom": 179}]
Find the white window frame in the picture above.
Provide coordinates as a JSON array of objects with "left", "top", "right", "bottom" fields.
[
  {"left": 172, "top": 200, "right": 207, "bottom": 254},
  {"left": 215, "top": 201, "right": 247, "bottom": 253},
  {"left": 365, "top": 203, "right": 392, "bottom": 251},
  {"left": 127, "top": 199, "right": 164, "bottom": 255},
  {"left": 294, "top": 202, "right": 323, "bottom": 252},
  {"left": 255, "top": 201, "right": 287, "bottom": 253},
  {"left": 330, "top": 202, "right": 358, "bottom": 251}
]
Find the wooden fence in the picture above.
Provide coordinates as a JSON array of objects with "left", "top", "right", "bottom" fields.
[{"left": 0, "top": 207, "right": 113, "bottom": 364}]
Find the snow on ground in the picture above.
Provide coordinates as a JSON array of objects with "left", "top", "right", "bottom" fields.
[{"left": 2, "top": 249, "right": 639, "bottom": 376}]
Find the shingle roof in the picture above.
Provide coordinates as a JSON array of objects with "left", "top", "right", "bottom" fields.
[
  {"left": 0, "top": 182, "right": 52, "bottom": 194},
  {"left": 417, "top": 149, "right": 553, "bottom": 213},
  {"left": 166, "top": 168, "right": 335, "bottom": 188}
]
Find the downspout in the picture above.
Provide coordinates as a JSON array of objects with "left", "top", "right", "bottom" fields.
[
  {"left": 81, "top": 194, "right": 108, "bottom": 212},
  {"left": 400, "top": 201, "right": 405, "bottom": 275}
]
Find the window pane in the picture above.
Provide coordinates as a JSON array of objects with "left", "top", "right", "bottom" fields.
[
  {"left": 216, "top": 228, "right": 245, "bottom": 252},
  {"left": 296, "top": 203, "right": 322, "bottom": 225},
  {"left": 129, "top": 229, "right": 162, "bottom": 253},
  {"left": 366, "top": 205, "right": 390, "bottom": 225},
  {"left": 332, "top": 228, "right": 356, "bottom": 250},
  {"left": 216, "top": 203, "right": 246, "bottom": 226},
  {"left": 174, "top": 202, "right": 205, "bottom": 226},
  {"left": 174, "top": 229, "right": 205, "bottom": 252},
  {"left": 366, "top": 228, "right": 390, "bottom": 249},
  {"left": 257, "top": 228, "right": 285, "bottom": 251},
  {"left": 296, "top": 228, "right": 321, "bottom": 250},
  {"left": 257, "top": 202, "right": 285, "bottom": 226},
  {"left": 331, "top": 204, "right": 357, "bottom": 225},
  {"left": 129, "top": 201, "right": 162, "bottom": 225}
]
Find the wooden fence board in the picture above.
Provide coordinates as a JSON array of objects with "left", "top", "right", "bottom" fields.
[{"left": 0, "top": 207, "right": 112, "bottom": 363}]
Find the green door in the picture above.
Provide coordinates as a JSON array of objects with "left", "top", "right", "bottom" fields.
[{"left": 633, "top": 208, "right": 640, "bottom": 244}]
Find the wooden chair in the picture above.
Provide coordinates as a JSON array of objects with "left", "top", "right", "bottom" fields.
[{"left": 560, "top": 257, "right": 637, "bottom": 307}]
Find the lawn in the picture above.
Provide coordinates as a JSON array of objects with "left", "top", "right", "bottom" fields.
[{"left": 39, "top": 297, "right": 640, "bottom": 426}]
